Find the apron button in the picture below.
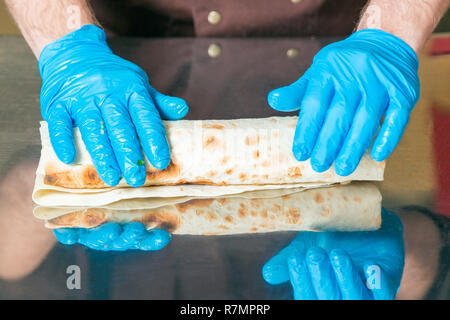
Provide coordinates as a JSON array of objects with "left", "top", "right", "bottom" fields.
[
  {"left": 208, "top": 11, "right": 222, "bottom": 25},
  {"left": 287, "top": 48, "right": 299, "bottom": 58},
  {"left": 208, "top": 43, "right": 222, "bottom": 58}
]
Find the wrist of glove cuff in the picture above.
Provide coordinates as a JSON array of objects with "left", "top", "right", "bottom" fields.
[
  {"left": 346, "top": 29, "right": 419, "bottom": 71},
  {"left": 38, "top": 24, "right": 111, "bottom": 79}
]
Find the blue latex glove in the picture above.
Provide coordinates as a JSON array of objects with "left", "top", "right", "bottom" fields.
[
  {"left": 53, "top": 222, "right": 171, "bottom": 251},
  {"left": 268, "top": 29, "right": 420, "bottom": 176},
  {"left": 262, "top": 209, "right": 405, "bottom": 300},
  {"left": 39, "top": 25, "right": 189, "bottom": 187}
]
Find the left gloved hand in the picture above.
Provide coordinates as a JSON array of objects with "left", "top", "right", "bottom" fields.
[
  {"left": 53, "top": 222, "right": 171, "bottom": 251},
  {"left": 262, "top": 208, "right": 405, "bottom": 300},
  {"left": 268, "top": 29, "right": 420, "bottom": 176}
]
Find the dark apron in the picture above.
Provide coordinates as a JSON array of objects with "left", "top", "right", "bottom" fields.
[{"left": 90, "top": 0, "right": 367, "bottom": 37}]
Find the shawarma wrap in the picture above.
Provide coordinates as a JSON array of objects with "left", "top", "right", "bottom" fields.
[{"left": 33, "top": 117, "right": 384, "bottom": 207}]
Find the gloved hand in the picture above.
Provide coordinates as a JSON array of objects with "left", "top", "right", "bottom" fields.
[
  {"left": 39, "top": 25, "right": 189, "bottom": 187},
  {"left": 53, "top": 222, "right": 171, "bottom": 251},
  {"left": 262, "top": 208, "right": 404, "bottom": 300},
  {"left": 268, "top": 29, "right": 420, "bottom": 176}
]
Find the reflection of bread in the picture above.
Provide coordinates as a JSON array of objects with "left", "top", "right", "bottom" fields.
[
  {"left": 37, "top": 117, "right": 384, "bottom": 189},
  {"left": 39, "top": 182, "right": 382, "bottom": 235}
]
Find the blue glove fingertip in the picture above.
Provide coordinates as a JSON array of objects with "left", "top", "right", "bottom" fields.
[
  {"left": 287, "top": 249, "right": 306, "bottom": 272},
  {"left": 123, "top": 164, "right": 147, "bottom": 187},
  {"left": 267, "top": 86, "right": 302, "bottom": 112},
  {"left": 139, "top": 229, "right": 171, "bottom": 251},
  {"left": 306, "top": 247, "right": 326, "bottom": 264},
  {"left": 53, "top": 228, "right": 79, "bottom": 245},
  {"left": 160, "top": 96, "right": 189, "bottom": 120},
  {"left": 262, "top": 263, "right": 287, "bottom": 285},
  {"left": 329, "top": 249, "right": 350, "bottom": 269},
  {"left": 121, "top": 222, "right": 146, "bottom": 244},
  {"left": 334, "top": 159, "right": 356, "bottom": 177},
  {"left": 83, "top": 222, "right": 122, "bottom": 247},
  {"left": 152, "top": 157, "right": 171, "bottom": 171},
  {"left": 292, "top": 143, "right": 311, "bottom": 162},
  {"left": 310, "top": 160, "right": 332, "bottom": 173},
  {"left": 100, "top": 168, "right": 122, "bottom": 187}
]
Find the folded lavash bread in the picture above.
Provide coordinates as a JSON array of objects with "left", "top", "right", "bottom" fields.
[
  {"left": 33, "top": 117, "right": 385, "bottom": 207},
  {"left": 34, "top": 182, "right": 382, "bottom": 234}
]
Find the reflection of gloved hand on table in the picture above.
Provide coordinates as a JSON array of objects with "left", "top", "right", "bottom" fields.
[
  {"left": 54, "top": 222, "right": 171, "bottom": 251},
  {"left": 268, "top": 29, "right": 420, "bottom": 176},
  {"left": 262, "top": 208, "right": 405, "bottom": 300},
  {"left": 40, "top": 25, "right": 189, "bottom": 187}
]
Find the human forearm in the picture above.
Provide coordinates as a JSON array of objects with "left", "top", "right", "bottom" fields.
[
  {"left": 357, "top": 0, "right": 449, "bottom": 53},
  {"left": 5, "top": 0, "right": 97, "bottom": 58},
  {"left": 396, "top": 209, "right": 441, "bottom": 299},
  {"left": 0, "top": 160, "right": 55, "bottom": 280}
]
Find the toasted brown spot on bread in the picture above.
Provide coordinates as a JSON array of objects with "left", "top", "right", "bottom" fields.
[
  {"left": 250, "top": 199, "right": 260, "bottom": 208},
  {"left": 221, "top": 156, "right": 230, "bottom": 164},
  {"left": 224, "top": 215, "right": 235, "bottom": 223},
  {"left": 282, "top": 194, "right": 291, "bottom": 200},
  {"left": 207, "top": 171, "right": 217, "bottom": 177},
  {"left": 146, "top": 161, "right": 181, "bottom": 182},
  {"left": 203, "top": 135, "right": 217, "bottom": 148},
  {"left": 286, "top": 208, "right": 301, "bottom": 224},
  {"left": 138, "top": 210, "right": 180, "bottom": 233},
  {"left": 238, "top": 204, "right": 248, "bottom": 218},
  {"left": 195, "top": 209, "right": 204, "bottom": 216},
  {"left": 45, "top": 164, "right": 106, "bottom": 188},
  {"left": 239, "top": 173, "right": 247, "bottom": 182},
  {"left": 225, "top": 169, "right": 233, "bottom": 175},
  {"left": 261, "top": 209, "right": 268, "bottom": 218},
  {"left": 47, "top": 209, "right": 107, "bottom": 228},
  {"left": 206, "top": 211, "right": 218, "bottom": 221},
  {"left": 321, "top": 206, "right": 331, "bottom": 217},
  {"left": 245, "top": 135, "right": 260, "bottom": 146},
  {"left": 202, "top": 123, "right": 225, "bottom": 130},
  {"left": 343, "top": 196, "right": 349, "bottom": 201},
  {"left": 250, "top": 227, "right": 258, "bottom": 232},
  {"left": 191, "top": 178, "right": 227, "bottom": 186},
  {"left": 314, "top": 192, "right": 324, "bottom": 203},
  {"left": 327, "top": 190, "right": 334, "bottom": 196},
  {"left": 250, "top": 210, "right": 258, "bottom": 217},
  {"left": 353, "top": 196, "right": 361, "bottom": 202},
  {"left": 271, "top": 204, "right": 281, "bottom": 212},
  {"left": 175, "top": 199, "right": 215, "bottom": 213},
  {"left": 83, "top": 166, "right": 103, "bottom": 186},
  {"left": 217, "top": 198, "right": 230, "bottom": 206},
  {"left": 288, "top": 167, "right": 302, "bottom": 178},
  {"left": 253, "top": 150, "right": 260, "bottom": 159},
  {"left": 217, "top": 225, "right": 229, "bottom": 230}
]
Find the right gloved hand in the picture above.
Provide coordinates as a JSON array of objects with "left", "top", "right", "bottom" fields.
[
  {"left": 53, "top": 222, "right": 171, "bottom": 251},
  {"left": 262, "top": 209, "right": 405, "bottom": 300},
  {"left": 39, "top": 25, "right": 189, "bottom": 187}
]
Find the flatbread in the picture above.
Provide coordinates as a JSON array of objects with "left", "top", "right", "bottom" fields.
[
  {"left": 35, "top": 182, "right": 382, "bottom": 235},
  {"left": 33, "top": 118, "right": 384, "bottom": 207}
]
